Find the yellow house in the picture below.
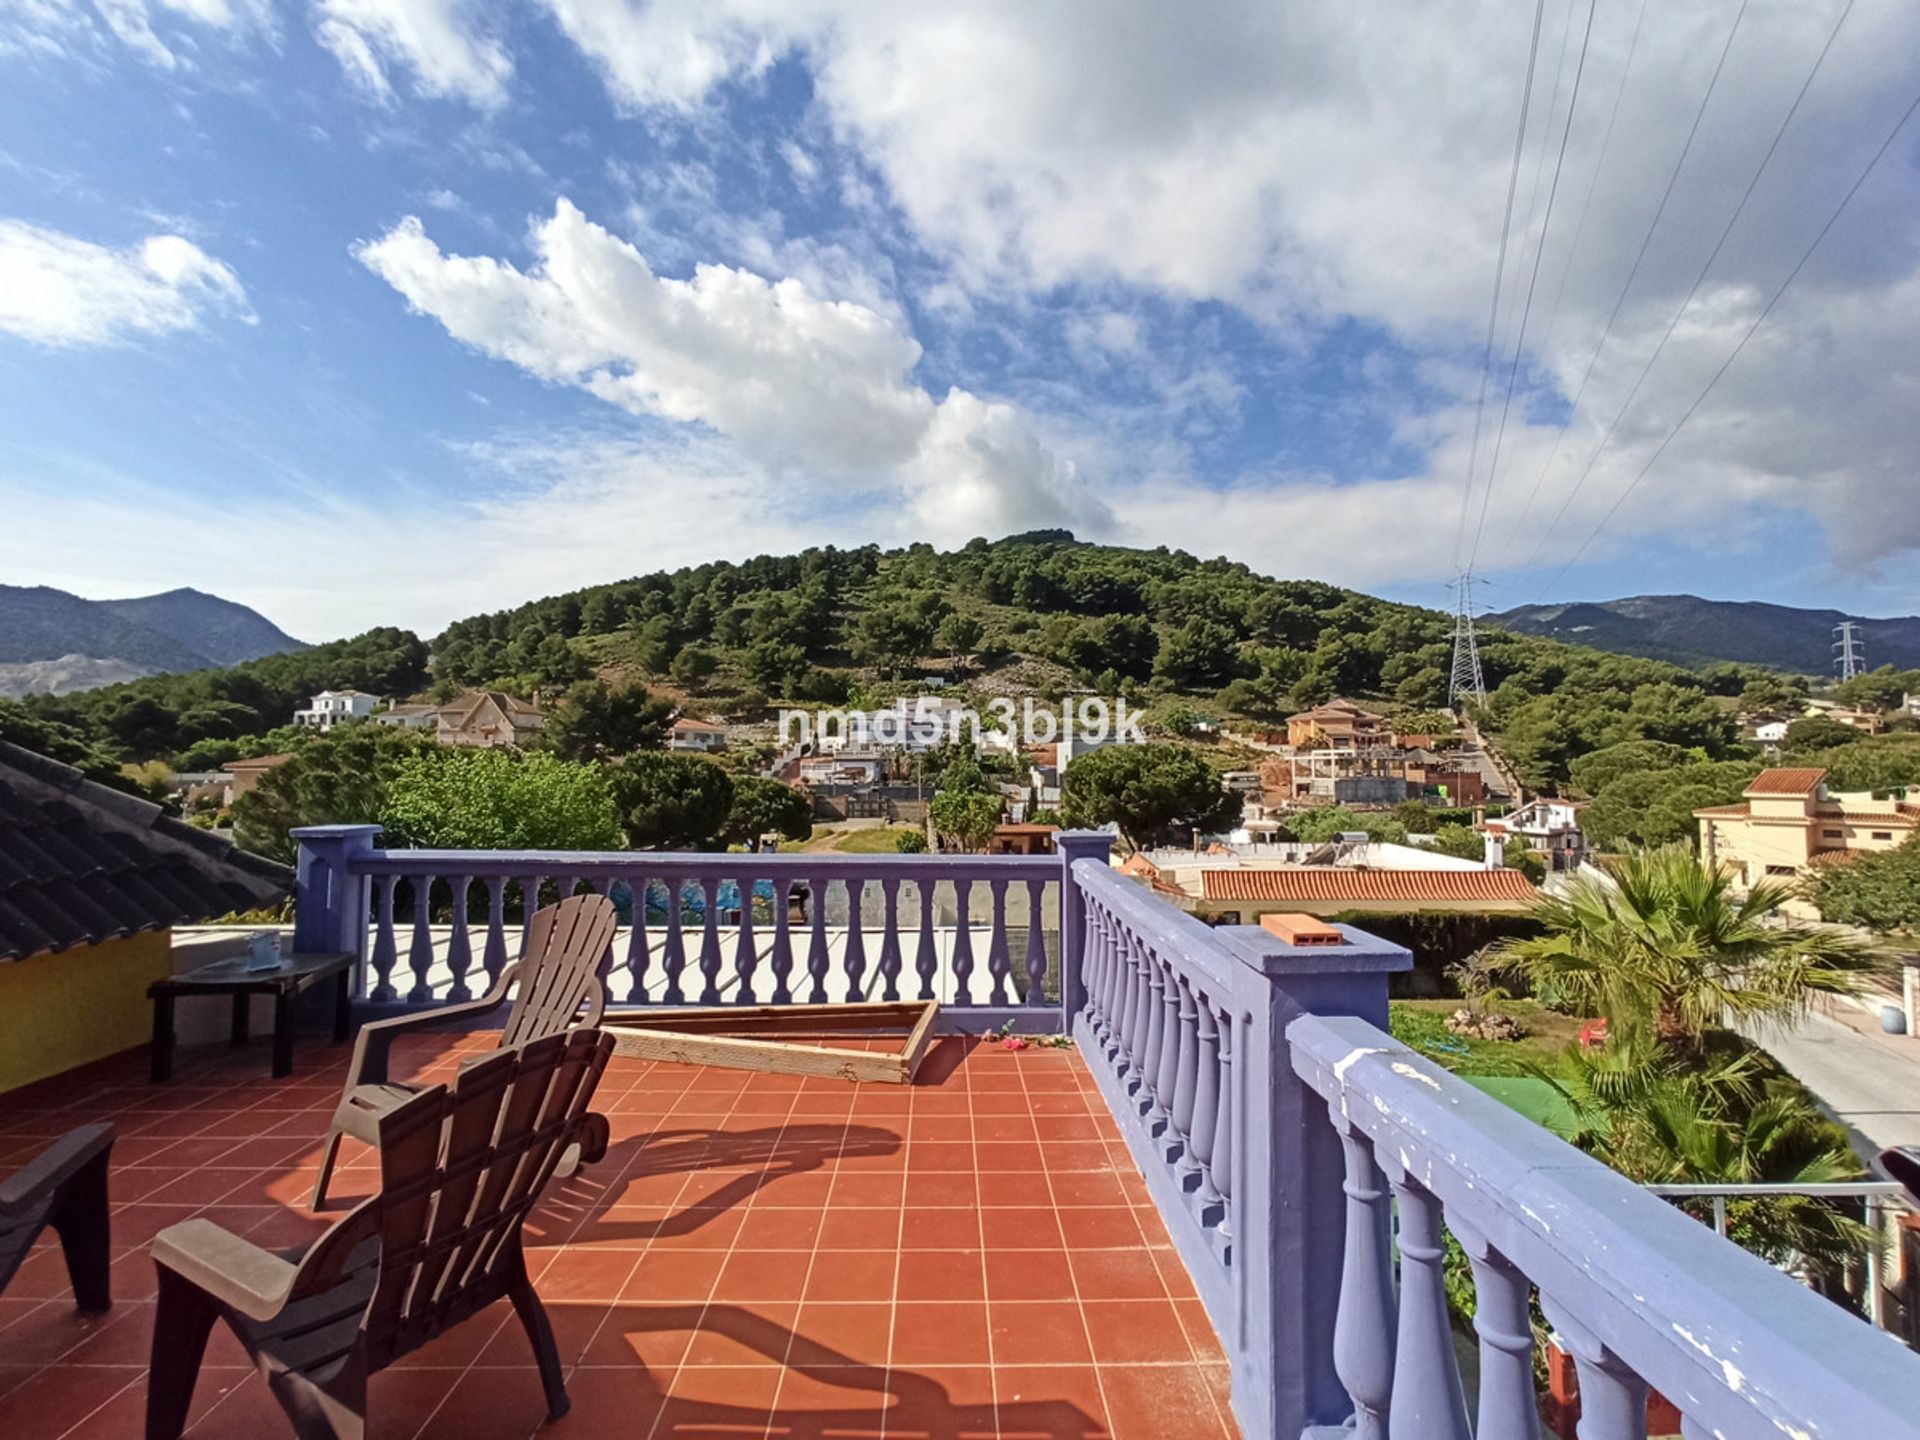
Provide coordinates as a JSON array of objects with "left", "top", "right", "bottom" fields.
[
  {"left": 0, "top": 740, "right": 291, "bottom": 1093},
  {"left": 1696, "top": 766, "right": 1917, "bottom": 916}
]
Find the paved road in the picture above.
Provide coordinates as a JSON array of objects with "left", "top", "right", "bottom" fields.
[{"left": 1742, "top": 1002, "right": 1920, "bottom": 1161}]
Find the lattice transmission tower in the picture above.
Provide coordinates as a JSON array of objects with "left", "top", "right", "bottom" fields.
[
  {"left": 1448, "top": 571, "right": 1488, "bottom": 708},
  {"left": 1834, "top": 620, "right": 1865, "bottom": 681}
]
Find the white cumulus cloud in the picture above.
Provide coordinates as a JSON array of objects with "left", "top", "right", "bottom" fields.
[
  {"left": 354, "top": 200, "right": 1109, "bottom": 541},
  {"left": 0, "top": 219, "right": 252, "bottom": 346},
  {"left": 314, "top": 0, "right": 511, "bottom": 107}
]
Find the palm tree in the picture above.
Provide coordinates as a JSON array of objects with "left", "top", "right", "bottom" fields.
[
  {"left": 1494, "top": 845, "right": 1885, "bottom": 1058},
  {"left": 1550, "top": 1035, "right": 1871, "bottom": 1277}
]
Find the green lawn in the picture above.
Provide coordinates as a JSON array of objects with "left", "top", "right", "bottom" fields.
[{"left": 830, "top": 825, "right": 921, "bottom": 854}]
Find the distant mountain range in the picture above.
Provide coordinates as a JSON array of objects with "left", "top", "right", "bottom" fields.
[
  {"left": 0, "top": 585, "right": 306, "bottom": 696},
  {"left": 1493, "top": 595, "right": 1920, "bottom": 675}
]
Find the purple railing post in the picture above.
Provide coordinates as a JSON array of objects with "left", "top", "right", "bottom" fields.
[
  {"left": 1054, "top": 830, "right": 1112, "bottom": 1024},
  {"left": 291, "top": 824, "right": 381, "bottom": 993},
  {"left": 1217, "top": 922, "right": 1410, "bottom": 1440}
]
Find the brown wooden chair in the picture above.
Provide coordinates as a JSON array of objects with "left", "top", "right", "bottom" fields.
[
  {"left": 311, "top": 892, "right": 618, "bottom": 1208},
  {"left": 146, "top": 1027, "right": 614, "bottom": 1440},
  {"left": 0, "top": 1122, "right": 113, "bottom": 1311}
]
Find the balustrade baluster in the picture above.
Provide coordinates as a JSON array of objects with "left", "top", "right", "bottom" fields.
[
  {"left": 877, "top": 879, "right": 903, "bottom": 1001},
  {"left": 1540, "top": 1302, "right": 1649, "bottom": 1440},
  {"left": 806, "top": 875, "right": 831, "bottom": 1003},
  {"left": 623, "top": 878, "right": 652, "bottom": 1003},
  {"left": 370, "top": 873, "right": 399, "bottom": 1001},
  {"left": 1120, "top": 932, "right": 1148, "bottom": 1078},
  {"left": 951, "top": 879, "right": 975, "bottom": 1005},
  {"left": 1329, "top": 1117, "right": 1395, "bottom": 1440},
  {"left": 1212, "top": 1003, "right": 1234, "bottom": 1222},
  {"left": 1190, "top": 994, "right": 1222, "bottom": 1214},
  {"left": 697, "top": 875, "right": 724, "bottom": 1003},
  {"left": 1023, "top": 878, "right": 1047, "bottom": 1004},
  {"left": 844, "top": 878, "right": 867, "bottom": 1000},
  {"left": 1168, "top": 973, "right": 1199, "bottom": 1172},
  {"left": 661, "top": 879, "right": 688, "bottom": 1004},
  {"left": 768, "top": 879, "right": 794, "bottom": 1003},
  {"left": 914, "top": 880, "right": 938, "bottom": 1000},
  {"left": 733, "top": 875, "right": 759, "bottom": 1003},
  {"left": 1096, "top": 906, "right": 1123, "bottom": 1055},
  {"left": 482, "top": 876, "right": 508, "bottom": 984},
  {"left": 446, "top": 875, "right": 474, "bottom": 1001},
  {"left": 1151, "top": 957, "right": 1180, "bottom": 1129},
  {"left": 407, "top": 875, "right": 435, "bottom": 1002},
  {"left": 516, "top": 877, "right": 541, "bottom": 956},
  {"left": 1387, "top": 1175, "right": 1472, "bottom": 1440},
  {"left": 986, "top": 879, "right": 1012, "bottom": 1005},
  {"left": 1452, "top": 1220, "right": 1539, "bottom": 1440}
]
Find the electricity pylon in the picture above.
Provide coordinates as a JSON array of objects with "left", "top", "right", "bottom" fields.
[
  {"left": 1834, "top": 620, "right": 1865, "bottom": 681},
  {"left": 1448, "top": 571, "right": 1487, "bottom": 708}
]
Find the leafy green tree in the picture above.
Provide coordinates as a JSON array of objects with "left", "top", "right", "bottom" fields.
[
  {"left": 1581, "top": 760, "right": 1759, "bottom": 850},
  {"left": 1287, "top": 806, "right": 1408, "bottom": 845},
  {"left": 1060, "top": 743, "right": 1240, "bottom": 849},
  {"left": 0, "top": 697, "right": 130, "bottom": 786},
  {"left": 233, "top": 725, "right": 431, "bottom": 862},
  {"left": 612, "top": 751, "right": 734, "bottom": 849},
  {"left": 1493, "top": 845, "right": 1883, "bottom": 1057},
  {"left": 542, "top": 679, "right": 674, "bottom": 762},
  {"left": 724, "top": 777, "right": 812, "bottom": 850},
  {"left": 1736, "top": 672, "right": 1809, "bottom": 718},
  {"left": 1784, "top": 714, "right": 1860, "bottom": 751},
  {"left": 1807, "top": 834, "right": 1920, "bottom": 934},
  {"left": 381, "top": 749, "right": 622, "bottom": 851},
  {"left": 1797, "top": 736, "right": 1920, "bottom": 792},
  {"left": 850, "top": 604, "right": 935, "bottom": 676},
  {"left": 935, "top": 613, "right": 985, "bottom": 668},
  {"left": 744, "top": 640, "right": 811, "bottom": 693},
  {"left": 1566, "top": 739, "right": 1689, "bottom": 798},
  {"left": 1153, "top": 619, "right": 1242, "bottom": 690},
  {"left": 930, "top": 790, "right": 1003, "bottom": 852},
  {"left": 1829, "top": 666, "right": 1912, "bottom": 713},
  {"left": 670, "top": 646, "right": 718, "bottom": 691}
]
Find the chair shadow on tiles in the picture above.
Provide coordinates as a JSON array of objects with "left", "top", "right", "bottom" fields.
[
  {"left": 468, "top": 1122, "right": 905, "bottom": 1249},
  {"left": 594, "top": 1302, "right": 1108, "bottom": 1440}
]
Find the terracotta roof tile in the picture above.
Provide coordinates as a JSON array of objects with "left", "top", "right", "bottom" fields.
[
  {"left": 0, "top": 740, "right": 292, "bottom": 963},
  {"left": 1745, "top": 768, "right": 1828, "bottom": 796},
  {"left": 1198, "top": 868, "right": 1537, "bottom": 905},
  {"left": 1693, "top": 803, "right": 1751, "bottom": 818}
]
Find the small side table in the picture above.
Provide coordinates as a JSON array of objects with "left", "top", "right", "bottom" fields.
[{"left": 147, "top": 951, "right": 355, "bottom": 1082}]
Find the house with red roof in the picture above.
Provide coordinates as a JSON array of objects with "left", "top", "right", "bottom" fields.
[{"left": 1696, "top": 766, "right": 1918, "bottom": 915}]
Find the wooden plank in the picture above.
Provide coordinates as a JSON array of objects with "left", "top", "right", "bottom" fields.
[
  {"left": 898, "top": 998, "right": 939, "bottom": 1080},
  {"left": 602, "top": 1002, "right": 927, "bottom": 1036},
  {"left": 602, "top": 1000, "right": 939, "bottom": 1085}
]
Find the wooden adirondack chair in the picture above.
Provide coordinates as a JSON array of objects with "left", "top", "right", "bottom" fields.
[
  {"left": 0, "top": 1122, "right": 113, "bottom": 1311},
  {"left": 311, "top": 892, "right": 618, "bottom": 1208},
  {"left": 146, "top": 1027, "right": 614, "bottom": 1440}
]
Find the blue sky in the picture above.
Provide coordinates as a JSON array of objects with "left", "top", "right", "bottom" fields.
[{"left": 1, "top": 1, "right": 1917, "bottom": 642}]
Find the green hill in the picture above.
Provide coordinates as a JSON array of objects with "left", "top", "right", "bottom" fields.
[{"left": 4, "top": 533, "right": 1759, "bottom": 793}]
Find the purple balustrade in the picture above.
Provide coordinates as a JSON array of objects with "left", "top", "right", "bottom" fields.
[
  {"left": 1292, "top": 1012, "right": 1920, "bottom": 1440},
  {"left": 293, "top": 826, "right": 1095, "bottom": 1032},
  {"left": 291, "top": 824, "right": 1920, "bottom": 1440}
]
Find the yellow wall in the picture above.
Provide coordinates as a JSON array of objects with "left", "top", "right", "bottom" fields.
[{"left": 0, "top": 931, "right": 171, "bottom": 1094}]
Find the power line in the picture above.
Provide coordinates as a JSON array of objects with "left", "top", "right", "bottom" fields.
[
  {"left": 1497, "top": 0, "right": 1651, "bottom": 555},
  {"left": 1466, "top": 0, "right": 1599, "bottom": 570},
  {"left": 1452, "top": 0, "right": 1551, "bottom": 576},
  {"left": 1502, "top": 0, "right": 1752, "bottom": 575},
  {"left": 1516, "top": 0, "right": 1857, "bottom": 580},
  {"left": 1540, "top": 81, "right": 1920, "bottom": 590}
]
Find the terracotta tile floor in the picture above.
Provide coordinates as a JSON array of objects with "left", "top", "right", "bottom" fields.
[{"left": 0, "top": 1029, "right": 1236, "bottom": 1439}]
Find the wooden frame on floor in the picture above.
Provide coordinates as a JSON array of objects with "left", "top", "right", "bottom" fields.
[{"left": 601, "top": 1000, "right": 940, "bottom": 1085}]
